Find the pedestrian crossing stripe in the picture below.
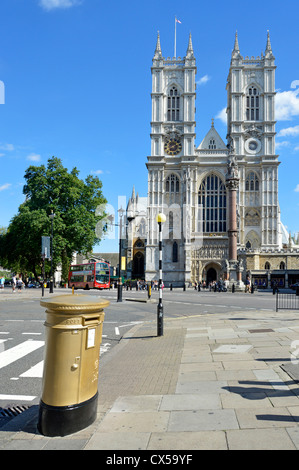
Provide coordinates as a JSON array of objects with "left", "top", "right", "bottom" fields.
[
  {"left": 0, "top": 339, "right": 111, "bottom": 381},
  {"left": 20, "top": 360, "right": 44, "bottom": 378},
  {"left": 0, "top": 340, "right": 44, "bottom": 370},
  {"left": 0, "top": 394, "right": 36, "bottom": 401}
]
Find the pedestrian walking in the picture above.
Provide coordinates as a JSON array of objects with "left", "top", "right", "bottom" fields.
[
  {"left": 0, "top": 276, "right": 5, "bottom": 291},
  {"left": 17, "top": 278, "right": 23, "bottom": 292},
  {"left": 12, "top": 275, "right": 16, "bottom": 292}
]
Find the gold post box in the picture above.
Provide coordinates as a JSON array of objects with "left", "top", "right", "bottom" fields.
[{"left": 38, "top": 294, "right": 109, "bottom": 437}]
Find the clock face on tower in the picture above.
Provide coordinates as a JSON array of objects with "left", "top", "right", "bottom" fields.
[
  {"left": 164, "top": 138, "right": 182, "bottom": 156},
  {"left": 245, "top": 137, "right": 262, "bottom": 155}
]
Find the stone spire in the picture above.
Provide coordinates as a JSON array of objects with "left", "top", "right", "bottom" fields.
[
  {"left": 265, "top": 30, "right": 274, "bottom": 59},
  {"left": 231, "top": 31, "right": 242, "bottom": 60},
  {"left": 127, "top": 186, "right": 136, "bottom": 221},
  {"left": 153, "top": 31, "right": 163, "bottom": 59},
  {"left": 233, "top": 31, "right": 240, "bottom": 52},
  {"left": 186, "top": 32, "right": 194, "bottom": 58},
  {"left": 266, "top": 30, "right": 272, "bottom": 52}
]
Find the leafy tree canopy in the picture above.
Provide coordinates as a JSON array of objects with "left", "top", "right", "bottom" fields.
[{"left": 0, "top": 157, "right": 107, "bottom": 280}]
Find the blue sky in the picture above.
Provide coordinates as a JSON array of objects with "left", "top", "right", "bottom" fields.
[{"left": 1, "top": 0, "right": 299, "bottom": 253}]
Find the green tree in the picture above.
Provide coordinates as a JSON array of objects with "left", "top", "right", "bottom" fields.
[
  {"left": 0, "top": 157, "right": 107, "bottom": 280},
  {"left": 0, "top": 207, "right": 49, "bottom": 279}
]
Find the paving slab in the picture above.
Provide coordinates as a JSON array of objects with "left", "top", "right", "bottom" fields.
[
  {"left": 110, "top": 395, "right": 162, "bottom": 413},
  {"left": 215, "top": 370, "right": 257, "bottom": 381},
  {"left": 226, "top": 428, "right": 296, "bottom": 450},
  {"left": 85, "top": 432, "right": 150, "bottom": 450},
  {"left": 221, "top": 391, "right": 272, "bottom": 409},
  {"left": 160, "top": 393, "right": 221, "bottom": 411},
  {"left": 168, "top": 409, "right": 239, "bottom": 432},
  {"left": 179, "top": 362, "right": 223, "bottom": 372},
  {"left": 95, "top": 411, "right": 170, "bottom": 433},
  {"left": 177, "top": 370, "right": 217, "bottom": 382},
  {"left": 212, "top": 344, "right": 253, "bottom": 354},
  {"left": 222, "top": 360, "right": 269, "bottom": 370},
  {"left": 286, "top": 426, "right": 299, "bottom": 449},
  {"left": 175, "top": 380, "right": 229, "bottom": 395},
  {"left": 236, "top": 406, "right": 298, "bottom": 429},
  {"left": 147, "top": 431, "right": 228, "bottom": 450}
]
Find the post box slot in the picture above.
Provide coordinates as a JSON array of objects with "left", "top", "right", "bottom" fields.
[{"left": 83, "top": 316, "right": 100, "bottom": 325}]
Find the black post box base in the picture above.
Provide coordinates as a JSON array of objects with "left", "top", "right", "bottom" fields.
[{"left": 38, "top": 392, "right": 98, "bottom": 437}]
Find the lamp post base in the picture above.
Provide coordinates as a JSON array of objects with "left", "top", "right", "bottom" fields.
[
  {"left": 117, "top": 283, "right": 122, "bottom": 302},
  {"left": 157, "top": 303, "right": 163, "bottom": 336}
]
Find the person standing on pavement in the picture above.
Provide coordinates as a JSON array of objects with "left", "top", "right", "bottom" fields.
[
  {"left": 12, "top": 274, "right": 16, "bottom": 292},
  {"left": 0, "top": 276, "right": 5, "bottom": 291},
  {"left": 17, "top": 277, "right": 23, "bottom": 292}
]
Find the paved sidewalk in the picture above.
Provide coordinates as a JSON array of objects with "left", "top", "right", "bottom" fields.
[{"left": 1, "top": 307, "right": 299, "bottom": 450}]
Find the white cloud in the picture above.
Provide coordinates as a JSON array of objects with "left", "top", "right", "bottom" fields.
[
  {"left": 276, "top": 85, "right": 299, "bottom": 121},
  {"left": 275, "top": 140, "right": 290, "bottom": 149},
  {"left": 91, "top": 169, "right": 103, "bottom": 175},
  {"left": 39, "top": 0, "right": 81, "bottom": 11},
  {"left": 213, "top": 82, "right": 299, "bottom": 128},
  {"left": 0, "top": 143, "right": 15, "bottom": 151},
  {"left": 0, "top": 183, "right": 11, "bottom": 192},
  {"left": 278, "top": 125, "right": 299, "bottom": 137},
  {"left": 295, "top": 184, "right": 299, "bottom": 192},
  {"left": 216, "top": 107, "right": 227, "bottom": 124},
  {"left": 197, "top": 75, "right": 210, "bottom": 86},
  {"left": 27, "top": 153, "right": 41, "bottom": 162}
]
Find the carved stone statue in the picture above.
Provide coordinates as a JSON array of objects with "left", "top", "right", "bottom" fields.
[{"left": 226, "top": 137, "right": 239, "bottom": 181}]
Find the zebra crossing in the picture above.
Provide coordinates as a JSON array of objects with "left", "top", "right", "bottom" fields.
[
  {"left": 0, "top": 334, "right": 113, "bottom": 406},
  {"left": 0, "top": 339, "right": 44, "bottom": 371},
  {"left": 0, "top": 306, "right": 144, "bottom": 410},
  {"left": 0, "top": 338, "right": 44, "bottom": 404}
]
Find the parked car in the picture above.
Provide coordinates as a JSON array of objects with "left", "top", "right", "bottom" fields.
[
  {"left": 27, "top": 281, "right": 41, "bottom": 288},
  {"left": 290, "top": 282, "right": 299, "bottom": 290}
]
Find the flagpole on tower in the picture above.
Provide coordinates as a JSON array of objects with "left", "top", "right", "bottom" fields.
[
  {"left": 174, "top": 16, "right": 177, "bottom": 57},
  {"left": 174, "top": 17, "right": 181, "bottom": 58}
]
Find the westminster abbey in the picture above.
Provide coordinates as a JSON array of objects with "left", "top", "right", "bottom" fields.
[{"left": 123, "top": 31, "right": 299, "bottom": 289}]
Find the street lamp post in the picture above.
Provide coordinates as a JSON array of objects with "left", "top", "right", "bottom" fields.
[
  {"left": 49, "top": 211, "right": 55, "bottom": 294},
  {"left": 117, "top": 207, "right": 125, "bottom": 302},
  {"left": 156, "top": 213, "right": 166, "bottom": 336},
  {"left": 106, "top": 210, "right": 135, "bottom": 302}
]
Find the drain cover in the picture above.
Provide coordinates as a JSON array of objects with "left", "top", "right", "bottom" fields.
[{"left": 0, "top": 405, "right": 31, "bottom": 426}]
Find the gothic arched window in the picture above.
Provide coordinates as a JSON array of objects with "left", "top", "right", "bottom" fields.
[
  {"left": 209, "top": 138, "right": 216, "bottom": 149},
  {"left": 246, "top": 86, "right": 260, "bottom": 121},
  {"left": 245, "top": 172, "right": 259, "bottom": 191},
  {"left": 265, "top": 262, "right": 271, "bottom": 270},
  {"left": 198, "top": 174, "right": 227, "bottom": 233},
  {"left": 166, "top": 174, "right": 180, "bottom": 193},
  {"left": 167, "top": 87, "right": 180, "bottom": 121}
]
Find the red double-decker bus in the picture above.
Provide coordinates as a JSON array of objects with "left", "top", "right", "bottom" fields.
[{"left": 68, "top": 261, "right": 110, "bottom": 290}]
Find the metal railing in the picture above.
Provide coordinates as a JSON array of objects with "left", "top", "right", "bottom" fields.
[{"left": 276, "top": 290, "right": 299, "bottom": 311}]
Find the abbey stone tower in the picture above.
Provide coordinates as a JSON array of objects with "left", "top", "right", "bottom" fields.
[{"left": 124, "top": 31, "right": 299, "bottom": 289}]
